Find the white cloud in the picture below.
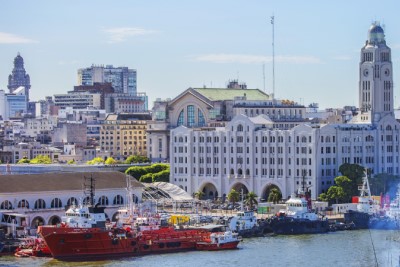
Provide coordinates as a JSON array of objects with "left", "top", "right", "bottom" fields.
[
  {"left": 194, "top": 54, "right": 321, "bottom": 64},
  {"left": 103, "top": 27, "right": 155, "bottom": 43},
  {"left": 0, "top": 32, "right": 37, "bottom": 44}
]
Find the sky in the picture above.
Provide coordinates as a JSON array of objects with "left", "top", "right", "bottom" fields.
[{"left": 0, "top": 0, "right": 399, "bottom": 110}]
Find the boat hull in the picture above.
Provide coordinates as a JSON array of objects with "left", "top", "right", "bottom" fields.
[
  {"left": 38, "top": 226, "right": 210, "bottom": 261},
  {"left": 344, "top": 210, "right": 370, "bottom": 229},
  {"left": 196, "top": 241, "right": 239, "bottom": 251},
  {"left": 267, "top": 217, "right": 329, "bottom": 235},
  {"left": 344, "top": 211, "right": 400, "bottom": 230}
]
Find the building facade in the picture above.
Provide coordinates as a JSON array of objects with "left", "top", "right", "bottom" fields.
[
  {"left": 77, "top": 65, "right": 137, "bottom": 95},
  {"left": 170, "top": 22, "right": 400, "bottom": 200},
  {"left": 100, "top": 113, "right": 151, "bottom": 160},
  {"left": 105, "top": 92, "right": 148, "bottom": 113},
  {"left": 148, "top": 82, "right": 306, "bottom": 163},
  {"left": 53, "top": 91, "right": 101, "bottom": 109}
]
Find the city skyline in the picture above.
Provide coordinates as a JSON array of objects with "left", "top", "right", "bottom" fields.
[{"left": 0, "top": 0, "right": 399, "bottom": 110}]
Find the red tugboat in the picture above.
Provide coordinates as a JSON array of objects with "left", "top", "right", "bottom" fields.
[
  {"left": 38, "top": 225, "right": 213, "bottom": 260},
  {"left": 38, "top": 175, "right": 240, "bottom": 261},
  {"left": 196, "top": 231, "right": 241, "bottom": 251}
]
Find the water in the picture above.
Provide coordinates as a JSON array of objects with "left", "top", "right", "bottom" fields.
[{"left": 1, "top": 230, "right": 399, "bottom": 267}]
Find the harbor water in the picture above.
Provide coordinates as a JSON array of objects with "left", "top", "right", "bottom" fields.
[{"left": 1, "top": 230, "right": 399, "bottom": 267}]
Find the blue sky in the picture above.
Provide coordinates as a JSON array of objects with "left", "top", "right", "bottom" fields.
[{"left": 0, "top": 0, "right": 399, "bottom": 110}]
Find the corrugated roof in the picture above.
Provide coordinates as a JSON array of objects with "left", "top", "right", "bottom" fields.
[
  {"left": 0, "top": 171, "right": 143, "bottom": 193},
  {"left": 193, "top": 88, "right": 269, "bottom": 101}
]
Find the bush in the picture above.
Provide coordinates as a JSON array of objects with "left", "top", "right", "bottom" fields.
[
  {"left": 17, "top": 157, "right": 30, "bottom": 164},
  {"left": 67, "top": 159, "right": 76, "bottom": 165},
  {"left": 105, "top": 157, "right": 117, "bottom": 165},
  {"left": 126, "top": 163, "right": 170, "bottom": 182},
  {"left": 86, "top": 157, "right": 105, "bottom": 165}
]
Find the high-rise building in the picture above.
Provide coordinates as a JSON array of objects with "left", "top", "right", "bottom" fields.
[
  {"left": 77, "top": 65, "right": 137, "bottom": 95},
  {"left": 354, "top": 22, "right": 393, "bottom": 124},
  {"left": 8, "top": 53, "right": 31, "bottom": 101}
]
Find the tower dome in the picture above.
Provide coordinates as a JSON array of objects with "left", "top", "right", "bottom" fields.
[{"left": 368, "top": 22, "right": 385, "bottom": 45}]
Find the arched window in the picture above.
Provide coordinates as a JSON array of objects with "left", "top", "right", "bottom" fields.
[
  {"left": 237, "top": 124, "right": 243, "bottom": 132},
  {"left": 113, "top": 195, "right": 124, "bottom": 205},
  {"left": 177, "top": 110, "right": 184, "bottom": 126},
  {"left": 230, "top": 169, "right": 234, "bottom": 175},
  {"left": 198, "top": 109, "right": 205, "bottom": 127},
  {"left": 187, "top": 105, "right": 195, "bottom": 127},
  {"left": 301, "top": 136, "right": 307, "bottom": 143},
  {"left": 34, "top": 199, "right": 46, "bottom": 209},
  {"left": 246, "top": 169, "right": 250, "bottom": 176},
  {"left": 98, "top": 196, "right": 109, "bottom": 206},
  {"left": 238, "top": 168, "right": 243, "bottom": 175},
  {"left": 386, "top": 125, "right": 392, "bottom": 131},
  {"left": 51, "top": 198, "right": 62, "bottom": 208},
  {"left": 83, "top": 197, "right": 91, "bottom": 205},
  {"left": 18, "top": 199, "right": 29, "bottom": 208},
  {"left": 67, "top": 197, "right": 78, "bottom": 207},
  {"left": 1, "top": 200, "right": 12, "bottom": 210}
]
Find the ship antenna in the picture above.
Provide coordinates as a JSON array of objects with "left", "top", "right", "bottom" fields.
[{"left": 271, "top": 15, "right": 275, "bottom": 102}]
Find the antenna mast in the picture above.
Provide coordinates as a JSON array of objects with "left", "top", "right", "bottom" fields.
[
  {"left": 263, "top": 63, "right": 266, "bottom": 92},
  {"left": 271, "top": 15, "right": 275, "bottom": 101},
  {"left": 84, "top": 174, "right": 96, "bottom": 206}
]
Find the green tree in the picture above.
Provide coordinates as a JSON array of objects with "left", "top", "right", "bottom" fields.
[
  {"left": 105, "top": 157, "right": 117, "bottom": 165},
  {"left": 339, "top": 163, "right": 365, "bottom": 197},
  {"left": 227, "top": 189, "right": 240, "bottom": 209},
  {"left": 194, "top": 190, "right": 205, "bottom": 200},
  {"left": 139, "top": 173, "right": 153, "bottom": 183},
  {"left": 318, "top": 192, "right": 328, "bottom": 202},
  {"left": 334, "top": 176, "right": 353, "bottom": 202},
  {"left": 86, "top": 157, "right": 105, "bottom": 165},
  {"left": 30, "top": 155, "right": 52, "bottom": 164},
  {"left": 17, "top": 157, "right": 30, "bottom": 164},
  {"left": 67, "top": 159, "right": 76, "bottom": 165},
  {"left": 125, "top": 155, "right": 150, "bottom": 164},
  {"left": 268, "top": 188, "right": 282, "bottom": 204},
  {"left": 326, "top": 186, "right": 345, "bottom": 204},
  {"left": 244, "top": 192, "right": 258, "bottom": 210},
  {"left": 152, "top": 169, "right": 170, "bottom": 182},
  {"left": 125, "top": 163, "right": 170, "bottom": 183}
]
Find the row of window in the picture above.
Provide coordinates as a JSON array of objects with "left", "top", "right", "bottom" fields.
[{"left": 0, "top": 195, "right": 125, "bottom": 210}]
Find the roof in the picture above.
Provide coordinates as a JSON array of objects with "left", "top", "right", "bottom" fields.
[
  {"left": 142, "top": 182, "right": 194, "bottom": 201},
  {"left": 106, "top": 113, "right": 151, "bottom": 121},
  {"left": 193, "top": 88, "right": 269, "bottom": 101},
  {"left": 0, "top": 171, "right": 143, "bottom": 193}
]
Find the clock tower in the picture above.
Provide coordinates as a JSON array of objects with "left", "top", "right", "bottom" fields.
[{"left": 359, "top": 22, "right": 393, "bottom": 124}]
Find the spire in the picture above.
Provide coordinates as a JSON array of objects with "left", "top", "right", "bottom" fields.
[{"left": 368, "top": 21, "right": 385, "bottom": 46}]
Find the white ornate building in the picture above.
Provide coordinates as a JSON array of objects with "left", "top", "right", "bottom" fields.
[{"left": 170, "top": 22, "right": 400, "bottom": 201}]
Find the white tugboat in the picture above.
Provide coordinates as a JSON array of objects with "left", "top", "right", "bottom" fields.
[{"left": 266, "top": 188, "right": 329, "bottom": 235}]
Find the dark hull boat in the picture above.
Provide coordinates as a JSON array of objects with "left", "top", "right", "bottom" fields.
[
  {"left": 344, "top": 169, "right": 400, "bottom": 230},
  {"left": 267, "top": 217, "right": 329, "bottom": 235}
]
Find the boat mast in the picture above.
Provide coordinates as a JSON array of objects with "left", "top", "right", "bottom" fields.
[{"left": 84, "top": 174, "right": 96, "bottom": 206}]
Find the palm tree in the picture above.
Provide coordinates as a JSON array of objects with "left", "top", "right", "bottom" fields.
[
  {"left": 244, "top": 192, "right": 258, "bottom": 210},
  {"left": 227, "top": 189, "right": 240, "bottom": 210},
  {"left": 268, "top": 188, "right": 282, "bottom": 204},
  {"left": 194, "top": 190, "right": 205, "bottom": 200}
]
